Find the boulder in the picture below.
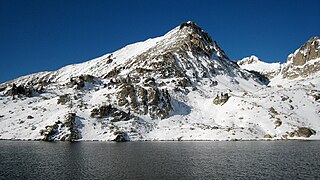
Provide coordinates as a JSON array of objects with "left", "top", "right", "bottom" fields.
[
  {"left": 295, "top": 127, "right": 316, "bottom": 138},
  {"left": 57, "top": 94, "right": 70, "bottom": 105},
  {"left": 67, "top": 75, "right": 98, "bottom": 89},
  {"left": 213, "top": 93, "right": 230, "bottom": 105},
  {"left": 274, "top": 119, "right": 282, "bottom": 128},
  {"left": 40, "top": 124, "right": 59, "bottom": 141},
  {"left": 264, "top": 134, "right": 273, "bottom": 139},
  {"left": 113, "top": 132, "right": 129, "bottom": 142}
]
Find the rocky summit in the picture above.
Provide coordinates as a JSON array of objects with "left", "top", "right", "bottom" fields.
[
  {"left": 282, "top": 36, "right": 320, "bottom": 79},
  {"left": 0, "top": 21, "right": 319, "bottom": 141}
]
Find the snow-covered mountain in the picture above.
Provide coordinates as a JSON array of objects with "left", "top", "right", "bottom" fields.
[
  {"left": 238, "top": 37, "right": 320, "bottom": 81},
  {"left": 0, "top": 21, "right": 319, "bottom": 141},
  {"left": 237, "top": 55, "right": 281, "bottom": 80}
]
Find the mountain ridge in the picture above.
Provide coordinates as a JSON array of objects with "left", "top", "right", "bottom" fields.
[{"left": 238, "top": 36, "right": 320, "bottom": 81}]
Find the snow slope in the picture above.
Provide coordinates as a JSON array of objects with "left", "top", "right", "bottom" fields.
[{"left": 238, "top": 56, "right": 281, "bottom": 75}]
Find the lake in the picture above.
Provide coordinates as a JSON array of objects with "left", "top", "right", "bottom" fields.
[{"left": 0, "top": 141, "right": 319, "bottom": 179}]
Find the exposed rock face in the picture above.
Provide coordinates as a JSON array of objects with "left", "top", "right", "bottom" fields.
[
  {"left": 63, "top": 113, "right": 81, "bottom": 141},
  {"left": 113, "top": 131, "right": 129, "bottom": 142},
  {"left": 91, "top": 104, "right": 132, "bottom": 122},
  {"left": 310, "top": 90, "right": 320, "bottom": 102},
  {"left": 40, "top": 113, "right": 82, "bottom": 141},
  {"left": 288, "top": 37, "right": 320, "bottom": 66},
  {"left": 40, "top": 123, "right": 60, "bottom": 141},
  {"left": 67, "top": 74, "right": 99, "bottom": 89},
  {"left": 57, "top": 94, "right": 71, "bottom": 105},
  {"left": 239, "top": 37, "right": 320, "bottom": 81},
  {"left": 5, "top": 83, "right": 37, "bottom": 98},
  {"left": 282, "top": 36, "right": 320, "bottom": 79},
  {"left": 116, "top": 78, "right": 172, "bottom": 119},
  {"left": 288, "top": 127, "right": 316, "bottom": 138},
  {"left": 246, "top": 70, "right": 270, "bottom": 85}
]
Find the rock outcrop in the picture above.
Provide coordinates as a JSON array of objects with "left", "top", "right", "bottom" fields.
[
  {"left": 282, "top": 36, "right": 320, "bottom": 79},
  {"left": 113, "top": 131, "right": 129, "bottom": 142},
  {"left": 213, "top": 93, "right": 230, "bottom": 105},
  {"left": 288, "top": 127, "right": 316, "bottom": 138},
  {"left": 40, "top": 113, "right": 82, "bottom": 141},
  {"left": 288, "top": 37, "right": 320, "bottom": 66}
]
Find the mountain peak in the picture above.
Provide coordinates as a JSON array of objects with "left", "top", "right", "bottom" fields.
[
  {"left": 237, "top": 55, "right": 281, "bottom": 80},
  {"left": 282, "top": 36, "right": 320, "bottom": 79},
  {"left": 287, "top": 36, "right": 320, "bottom": 66},
  {"left": 179, "top": 21, "right": 212, "bottom": 42},
  {"left": 238, "top": 55, "right": 261, "bottom": 65},
  {"left": 308, "top": 36, "right": 320, "bottom": 42},
  {"left": 179, "top": 21, "right": 199, "bottom": 29},
  {"left": 176, "top": 21, "right": 228, "bottom": 60}
]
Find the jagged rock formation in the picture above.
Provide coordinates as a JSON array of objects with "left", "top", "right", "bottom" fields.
[
  {"left": 288, "top": 37, "right": 320, "bottom": 66},
  {"left": 0, "top": 21, "right": 319, "bottom": 141},
  {"left": 282, "top": 36, "right": 320, "bottom": 79}
]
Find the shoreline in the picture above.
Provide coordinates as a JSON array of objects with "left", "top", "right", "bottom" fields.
[{"left": 0, "top": 138, "right": 319, "bottom": 142}]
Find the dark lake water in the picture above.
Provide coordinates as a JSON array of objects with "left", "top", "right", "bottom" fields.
[{"left": 0, "top": 141, "right": 319, "bottom": 179}]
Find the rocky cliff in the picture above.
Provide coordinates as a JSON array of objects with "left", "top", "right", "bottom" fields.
[{"left": 282, "top": 36, "right": 320, "bottom": 79}]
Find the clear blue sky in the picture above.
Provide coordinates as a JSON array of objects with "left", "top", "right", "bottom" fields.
[{"left": 1, "top": 0, "right": 319, "bottom": 83}]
